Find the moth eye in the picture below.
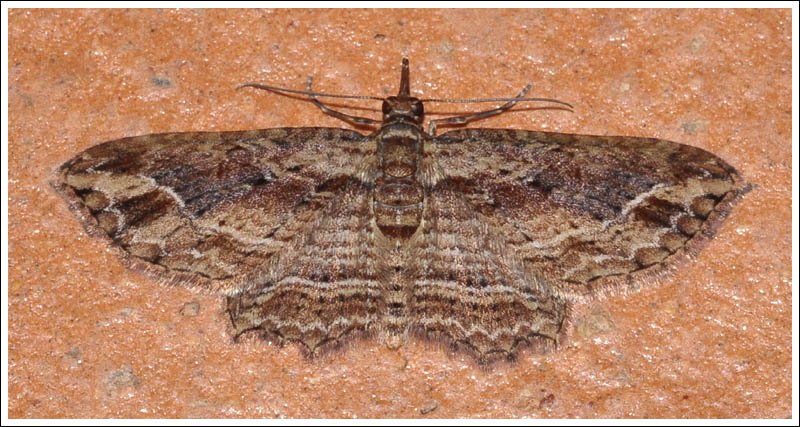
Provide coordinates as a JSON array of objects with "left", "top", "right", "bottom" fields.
[
  {"left": 412, "top": 102, "right": 424, "bottom": 117},
  {"left": 382, "top": 100, "right": 392, "bottom": 115}
]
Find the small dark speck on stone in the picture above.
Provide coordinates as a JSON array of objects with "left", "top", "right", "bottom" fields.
[
  {"left": 539, "top": 393, "right": 555, "bottom": 409},
  {"left": 688, "top": 37, "right": 706, "bottom": 51},
  {"left": 103, "top": 367, "right": 142, "bottom": 397},
  {"left": 179, "top": 301, "right": 200, "bottom": 317},
  {"left": 151, "top": 76, "right": 172, "bottom": 87},
  {"left": 65, "top": 346, "right": 81, "bottom": 359},
  {"left": 420, "top": 401, "right": 439, "bottom": 415},
  {"left": 21, "top": 93, "right": 33, "bottom": 107},
  {"left": 681, "top": 119, "right": 707, "bottom": 135}
]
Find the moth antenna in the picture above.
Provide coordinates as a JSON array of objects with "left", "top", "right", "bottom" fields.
[
  {"left": 426, "top": 85, "right": 571, "bottom": 135},
  {"left": 237, "top": 83, "right": 385, "bottom": 102},
  {"left": 421, "top": 84, "right": 574, "bottom": 110}
]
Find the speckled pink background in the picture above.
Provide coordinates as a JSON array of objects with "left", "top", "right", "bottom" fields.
[{"left": 8, "top": 9, "right": 792, "bottom": 418}]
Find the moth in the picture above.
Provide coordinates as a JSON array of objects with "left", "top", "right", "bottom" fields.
[{"left": 52, "top": 58, "right": 749, "bottom": 363}]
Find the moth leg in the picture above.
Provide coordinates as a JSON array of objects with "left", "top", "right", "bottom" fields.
[
  {"left": 305, "top": 76, "right": 381, "bottom": 127},
  {"left": 427, "top": 84, "right": 531, "bottom": 135}
]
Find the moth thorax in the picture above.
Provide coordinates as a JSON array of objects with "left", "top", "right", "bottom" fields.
[
  {"left": 380, "top": 136, "right": 420, "bottom": 178},
  {"left": 373, "top": 177, "right": 424, "bottom": 240}
]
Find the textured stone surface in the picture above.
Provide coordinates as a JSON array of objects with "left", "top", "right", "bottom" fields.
[{"left": 8, "top": 9, "right": 791, "bottom": 418}]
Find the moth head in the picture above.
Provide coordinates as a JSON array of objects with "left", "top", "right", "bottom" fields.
[{"left": 382, "top": 96, "right": 424, "bottom": 125}]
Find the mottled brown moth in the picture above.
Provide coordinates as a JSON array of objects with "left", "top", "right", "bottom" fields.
[{"left": 52, "top": 58, "right": 749, "bottom": 363}]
